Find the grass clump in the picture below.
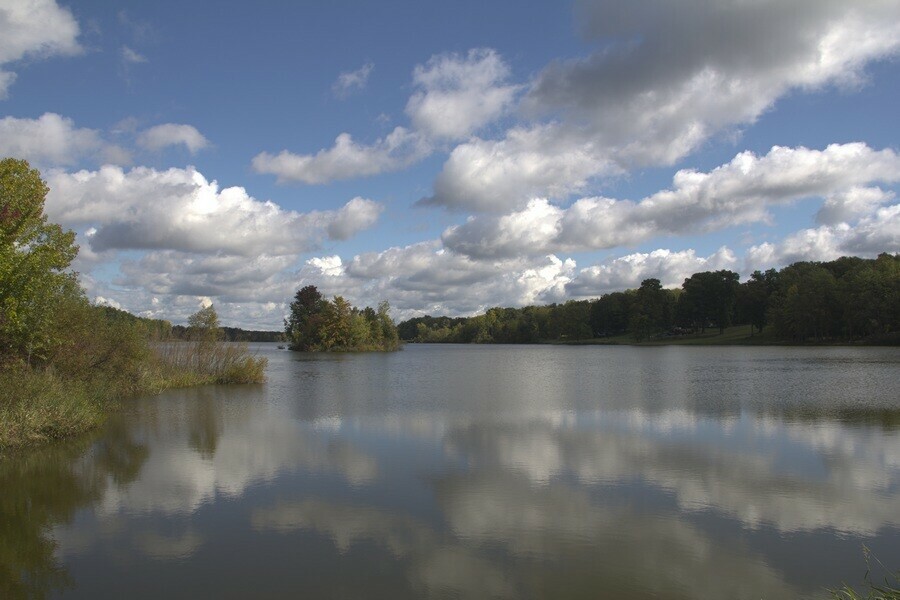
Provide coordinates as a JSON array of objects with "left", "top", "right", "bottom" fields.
[
  {"left": 151, "top": 339, "right": 267, "bottom": 386},
  {"left": 829, "top": 547, "right": 900, "bottom": 600}
]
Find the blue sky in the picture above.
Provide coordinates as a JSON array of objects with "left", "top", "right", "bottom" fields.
[{"left": 1, "top": 0, "right": 899, "bottom": 328}]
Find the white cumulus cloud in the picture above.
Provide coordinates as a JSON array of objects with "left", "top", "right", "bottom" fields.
[
  {"left": 427, "top": 0, "right": 900, "bottom": 211},
  {"left": 45, "top": 165, "right": 383, "bottom": 256},
  {"left": 405, "top": 48, "right": 521, "bottom": 140},
  {"left": 442, "top": 144, "right": 900, "bottom": 259},
  {"left": 0, "top": 112, "right": 130, "bottom": 166},
  {"left": 0, "top": 0, "right": 81, "bottom": 98},
  {"left": 252, "top": 127, "right": 429, "bottom": 184}
]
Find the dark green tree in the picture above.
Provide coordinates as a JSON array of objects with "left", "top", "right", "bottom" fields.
[
  {"left": 285, "top": 285, "right": 326, "bottom": 351},
  {"left": 679, "top": 270, "right": 739, "bottom": 334}
]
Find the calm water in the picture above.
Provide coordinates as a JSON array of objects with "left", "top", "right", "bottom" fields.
[{"left": 3, "top": 344, "right": 899, "bottom": 599}]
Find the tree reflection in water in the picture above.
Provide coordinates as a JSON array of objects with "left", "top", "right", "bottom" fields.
[{"left": 0, "top": 421, "right": 149, "bottom": 598}]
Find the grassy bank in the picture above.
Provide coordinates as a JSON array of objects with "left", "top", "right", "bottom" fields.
[{"left": 0, "top": 340, "right": 267, "bottom": 451}]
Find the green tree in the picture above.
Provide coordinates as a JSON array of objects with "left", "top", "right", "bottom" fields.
[
  {"left": 0, "top": 158, "right": 79, "bottom": 366},
  {"left": 376, "top": 300, "right": 400, "bottom": 350},
  {"left": 738, "top": 269, "right": 778, "bottom": 334},
  {"left": 769, "top": 263, "right": 839, "bottom": 341},
  {"left": 187, "top": 304, "right": 223, "bottom": 343},
  {"left": 678, "top": 270, "right": 739, "bottom": 334},
  {"left": 630, "top": 278, "right": 673, "bottom": 340},
  {"left": 285, "top": 285, "right": 326, "bottom": 350}
]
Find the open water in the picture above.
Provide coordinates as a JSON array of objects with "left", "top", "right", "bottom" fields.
[{"left": 3, "top": 343, "right": 899, "bottom": 599}]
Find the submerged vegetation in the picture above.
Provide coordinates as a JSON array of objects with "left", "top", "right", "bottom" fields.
[
  {"left": 285, "top": 284, "right": 400, "bottom": 352},
  {"left": 399, "top": 254, "right": 900, "bottom": 345},
  {"left": 0, "top": 158, "right": 265, "bottom": 450}
]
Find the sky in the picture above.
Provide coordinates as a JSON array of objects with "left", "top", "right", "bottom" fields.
[{"left": 1, "top": 0, "right": 899, "bottom": 329}]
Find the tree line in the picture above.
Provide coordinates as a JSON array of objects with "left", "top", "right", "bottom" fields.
[
  {"left": 398, "top": 254, "right": 900, "bottom": 344},
  {"left": 285, "top": 285, "right": 400, "bottom": 351}
]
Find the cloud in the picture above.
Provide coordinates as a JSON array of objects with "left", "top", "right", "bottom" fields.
[
  {"left": 427, "top": 1, "right": 900, "bottom": 212},
  {"left": 559, "top": 0, "right": 900, "bottom": 143},
  {"left": 405, "top": 48, "right": 520, "bottom": 140},
  {"left": 441, "top": 144, "right": 900, "bottom": 258},
  {"left": 121, "top": 45, "right": 147, "bottom": 64},
  {"left": 45, "top": 165, "right": 383, "bottom": 256},
  {"left": 0, "top": 112, "right": 130, "bottom": 166},
  {"left": 251, "top": 127, "right": 429, "bottom": 184},
  {"left": 421, "top": 124, "right": 613, "bottom": 213},
  {"left": 327, "top": 197, "right": 383, "bottom": 240},
  {"left": 746, "top": 204, "right": 900, "bottom": 271},
  {"left": 253, "top": 48, "right": 519, "bottom": 184},
  {"left": 116, "top": 251, "right": 297, "bottom": 301},
  {"left": 332, "top": 62, "right": 374, "bottom": 98},
  {"left": 815, "top": 186, "right": 895, "bottom": 226},
  {"left": 137, "top": 123, "right": 210, "bottom": 154},
  {"left": 0, "top": 0, "right": 81, "bottom": 98}
]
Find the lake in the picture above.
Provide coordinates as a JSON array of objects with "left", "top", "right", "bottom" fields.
[{"left": 3, "top": 344, "right": 899, "bottom": 599}]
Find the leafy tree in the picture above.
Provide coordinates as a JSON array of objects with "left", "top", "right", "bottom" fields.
[
  {"left": 187, "top": 304, "right": 222, "bottom": 343},
  {"left": 0, "top": 158, "right": 79, "bottom": 366},
  {"left": 376, "top": 301, "right": 400, "bottom": 350}
]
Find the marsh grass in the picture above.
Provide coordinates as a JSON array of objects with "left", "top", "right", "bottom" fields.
[
  {"left": 1, "top": 339, "right": 266, "bottom": 451},
  {"left": 151, "top": 340, "right": 267, "bottom": 385}
]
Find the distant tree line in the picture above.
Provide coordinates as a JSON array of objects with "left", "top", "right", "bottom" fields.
[
  {"left": 398, "top": 254, "right": 900, "bottom": 344},
  {"left": 169, "top": 323, "right": 284, "bottom": 342},
  {"left": 285, "top": 285, "right": 400, "bottom": 351}
]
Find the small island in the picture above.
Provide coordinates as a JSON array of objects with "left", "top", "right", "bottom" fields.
[{"left": 284, "top": 285, "right": 400, "bottom": 352}]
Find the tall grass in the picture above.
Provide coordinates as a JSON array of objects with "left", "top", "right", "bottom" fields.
[
  {"left": 1, "top": 321, "right": 267, "bottom": 451},
  {"left": 151, "top": 340, "right": 267, "bottom": 386},
  {"left": 0, "top": 369, "right": 108, "bottom": 449}
]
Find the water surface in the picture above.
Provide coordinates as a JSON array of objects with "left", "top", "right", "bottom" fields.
[{"left": 3, "top": 344, "right": 899, "bottom": 598}]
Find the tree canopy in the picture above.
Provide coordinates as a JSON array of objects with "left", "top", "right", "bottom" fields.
[{"left": 0, "top": 158, "right": 79, "bottom": 365}]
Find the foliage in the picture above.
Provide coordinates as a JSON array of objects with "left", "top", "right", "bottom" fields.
[
  {"left": 399, "top": 254, "right": 899, "bottom": 345},
  {"left": 0, "top": 159, "right": 268, "bottom": 450},
  {"left": 0, "top": 158, "right": 79, "bottom": 367},
  {"left": 678, "top": 270, "right": 740, "bottom": 334},
  {"left": 285, "top": 285, "right": 400, "bottom": 351}
]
